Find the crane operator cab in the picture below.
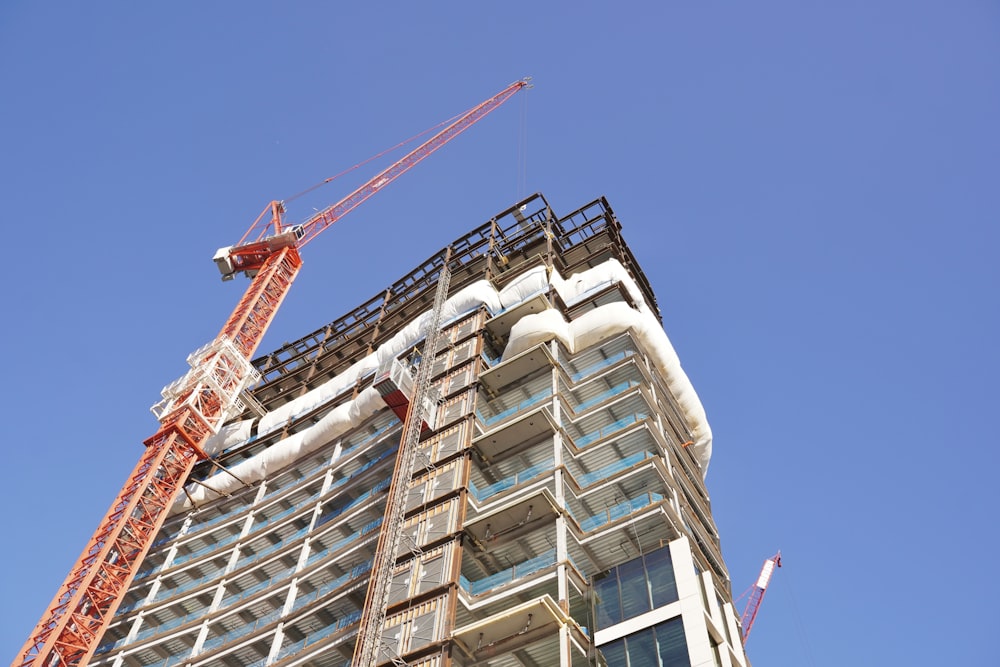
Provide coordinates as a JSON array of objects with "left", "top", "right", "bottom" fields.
[{"left": 213, "top": 224, "right": 305, "bottom": 281}]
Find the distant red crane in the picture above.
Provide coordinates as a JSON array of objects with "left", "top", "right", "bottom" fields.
[
  {"left": 740, "top": 551, "right": 782, "bottom": 643},
  {"left": 17, "top": 78, "right": 530, "bottom": 667}
]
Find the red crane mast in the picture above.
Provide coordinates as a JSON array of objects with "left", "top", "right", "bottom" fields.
[
  {"left": 17, "top": 78, "right": 529, "bottom": 667},
  {"left": 740, "top": 551, "right": 782, "bottom": 643}
]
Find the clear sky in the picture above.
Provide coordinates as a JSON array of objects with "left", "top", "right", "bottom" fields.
[{"left": 1, "top": 2, "right": 997, "bottom": 665}]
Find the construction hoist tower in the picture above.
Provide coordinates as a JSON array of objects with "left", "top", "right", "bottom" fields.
[
  {"left": 17, "top": 80, "right": 529, "bottom": 667},
  {"left": 354, "top": 259, "right": 451, "bottom": 667}
]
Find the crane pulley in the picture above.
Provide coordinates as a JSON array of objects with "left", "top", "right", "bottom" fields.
[{"left": 17, "top": 78, "right": 529, "bottom": 667}]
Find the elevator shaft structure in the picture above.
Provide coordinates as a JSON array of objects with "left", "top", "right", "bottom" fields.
[{"left": 17, "top": 80, "right": 528, "bottom": 667}]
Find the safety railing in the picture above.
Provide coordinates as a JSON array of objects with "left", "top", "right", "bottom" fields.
[
  {"left": 469, "top": 459, "right": 555, "bottom": 501},
  {"left": 272, "top": 611, "right": 362, "bottom": 663},
  {"left": 577, "top": 491, "right": 664, "bottom": 532},
  {"left": 200, "top": 607, "right": 283, "bottom": 654},
  {"left": 290, "top": 561, "right": 372, "bottom": 614},
  {"left": 316, "top": 475, "right": 391, "bottom": 527},
  {"left": 575, "top": 451, "right": 652, "bottom": 487},
  {"left": 234, "top": 525, "right": 310, "bottom": 570},
  {"left": 461, "top": 549, "right": 557, "bottom": 595},
  {"left": 569, "top": 379, "right": 639, "bottom": 414},
  {"left": 155, "top": 418, "right": 400, "bottom": 553},
  {"left": 221, "top": 564, "right": 297, "bottom": 609},
  {"left": 476, "top": 386, "right": 552, "bottom": 427},
  {"left": 573, "top": 412, "right": 648, "bottom": 448},
  {"left": 169, "top": 531, "right": 241, "bottom": 568},
  {"left": 481, "top": 350, "right": 502, "bottom": 368},
  {"left": 130, "top": 605, "right": 206, "bottom": 644},
  {"left": 306, "top": 517, "right": 383, "bottom": 567}
]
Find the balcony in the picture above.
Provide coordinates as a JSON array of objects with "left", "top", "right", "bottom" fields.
[{"left": 460, "top": 548, "right": 557, "bottom": 596}]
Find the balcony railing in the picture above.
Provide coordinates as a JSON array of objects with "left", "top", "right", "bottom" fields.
[
  {"left": 577, "top": 491, "right": 664, "bottom": 532},
  {"left": 461, "top": 548, "right": 557, "bottom": 595},
  {"left": 469, "top": 459, "right": 554, "bottom": 501},
  {"left": 272, "top": 612, "right": 362, "bottom": 663},
  {"left": 476, "top": 386, "right": 552, "bottom": 427},
  {"left": 290, "top": 561, "right": 372, "bottom": 613},
  {"left": 575, "top": 450, "right": 652, "bottom": 487},
  {"left": 573, "top": 412, "right": 648, "bottom": 448},
  {"left": 569, "top": 379, "right": 639, "bottom": 414}
]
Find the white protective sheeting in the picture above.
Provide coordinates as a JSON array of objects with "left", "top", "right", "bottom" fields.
[
  {"left": 501, "top": 302, "right": 713, "bottom": 473},
  {"left": 178, "top": 256, "right": 711, "bottom": 513},
  {"left": 503, "top": 309, "right": 575, "bottom": 358},
  {"left": 180, "top": 387, "right": 384, "bottom": 508},
  {"left": 257, "top": 352, "right": 379, "bottom": 435},
  {"left": 440, "top": 281, "right": 503, "bottom": 323},
  {"left": 497, "top": 265, "right": 550, "bottom": 310},
  {"left": 201, "top": 419, "right": 254, "bottom": 457},
  {"left": 552, "top": 258, "right": 654, "bottom": 317}
]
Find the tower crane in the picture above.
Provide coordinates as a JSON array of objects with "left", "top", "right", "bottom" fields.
[
  {"left": 740, "top": 551, "right": 782, "bottom": 643},
  {"left": 17, "top": 78, "right": 530, "bottom": 667}
]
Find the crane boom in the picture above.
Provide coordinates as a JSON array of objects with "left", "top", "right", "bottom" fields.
[
  {"left": 740, "top": 551, "right": 782, "bottom": 643},
  {"left": 217, "top": 78, "right": 531, "bottom": 281},
  {"left": 17, "top": 79, "right": 529, "bottom": 667}
]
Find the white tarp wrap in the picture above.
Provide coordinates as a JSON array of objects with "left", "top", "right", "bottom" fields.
[
  {"left": 441, "top": 281, "right": 502, "bottom": 323},
  {"left": 177, "top": 257, "right": 710, "bottom": 513},
  {"left": 497, "top": 265, "right": 550, "bottom": 310},
  {"left": 179, "top": 387, "right": 384, "bottom": 508},
  {"left": 201, "top": 419, "right": 254, "bottom": 457},
  {"left": 553, "top": 258, "right": 653, "bottom": 317},
  {"left": 258, "top": 351, "right": 379, "bottom": 434},
  {"left": 504, "top": 309, "right": 574, "bottom": 358},
  {"left": 501, "top": 302, "right": 713, "bottom": 474}
]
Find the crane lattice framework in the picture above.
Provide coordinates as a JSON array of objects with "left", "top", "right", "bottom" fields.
[
  {"left": 740, "top": 551, "right": 782, "bottom": 643},
  {"left": 17, "top": 79, "right": 529, "bottom": 667}
]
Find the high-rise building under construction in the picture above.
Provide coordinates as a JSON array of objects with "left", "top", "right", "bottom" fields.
[{"left": 84, "top": 193, "right": 749, "bottom": 667}]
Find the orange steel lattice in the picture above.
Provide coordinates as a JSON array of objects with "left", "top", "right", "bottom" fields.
[
  {"left": 16, "top": 250, "right": 301, "bottom": 667},
  {"left": 16, "top": 80, "right": 528, "bottom": 667}
]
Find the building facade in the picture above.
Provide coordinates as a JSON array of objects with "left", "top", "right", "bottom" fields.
[{"left": 90, "top": 194, "right": 748, "bottom": 667}]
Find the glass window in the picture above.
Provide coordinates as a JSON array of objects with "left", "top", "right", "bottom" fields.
[
  {"left": 600, "top": 638, "right": 627, "bottom": 666},
  {"left": 599, "top": 618, "right": 691, "bottom": 667},
  {"left": 625, "top": 627, "right": 658, "bottom": 666},
  {"left": 619, "top": 557, "right": 651, "bottom": 619},
  {"left": 645, "top": 547, "right": 678, "bottom": 607},
  {"left": 593, "top": 572, "right": 622, "bottom": 627},
  {"left": 593, "top": 545, "right": 681, "bottom": 631},
  {"left": 653, "top": 617, "right": 690, "bottom": 667}
]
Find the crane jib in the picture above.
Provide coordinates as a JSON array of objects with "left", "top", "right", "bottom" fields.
[{"left": 17, "top": 78, "right": 529, "bottom": 667}]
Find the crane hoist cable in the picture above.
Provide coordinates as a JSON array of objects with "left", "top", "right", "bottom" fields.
[{"left": 284, "top": 112, "right": 461, "bottom": 204}]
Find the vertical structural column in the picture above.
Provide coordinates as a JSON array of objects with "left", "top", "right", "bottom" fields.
[{"left": 550, "top": 341, "right": 572, "bottom": 667}]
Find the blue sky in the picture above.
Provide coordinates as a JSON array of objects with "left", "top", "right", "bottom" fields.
[{"left": 1, "top": 2, "right": 997, "bottom": 665}]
